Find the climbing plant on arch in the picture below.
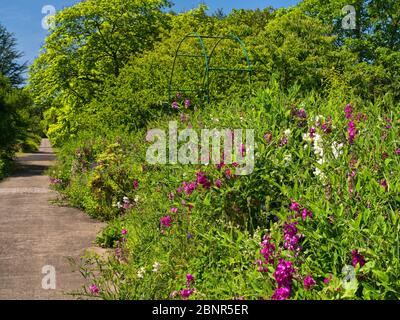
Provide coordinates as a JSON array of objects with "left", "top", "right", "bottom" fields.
[{"left": 168, "top": 33, "right": 253, "bottom": 103}]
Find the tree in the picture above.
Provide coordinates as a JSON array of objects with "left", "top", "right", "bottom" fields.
[{"left": 0, "top": 23, "right": 27, "bottom": 86}]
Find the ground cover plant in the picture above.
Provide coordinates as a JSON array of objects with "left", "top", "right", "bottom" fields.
[{"left": 27, "top": 0, "right": 400, "bottom": 300}]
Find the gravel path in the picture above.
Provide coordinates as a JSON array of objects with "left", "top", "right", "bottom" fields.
[{"left": 0, "top": 139, "right": 104, "bottom": 299}]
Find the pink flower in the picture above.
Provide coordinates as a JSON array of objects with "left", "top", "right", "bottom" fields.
[
  {"left": 279, "top": 136, "right": 288, "bottom": 147},
  {"left": 301, "top": 208, "right": 313, "bottom": 221},
  {"left": 395, "top": 148, "right": 400, "bottom": 155},
  {"left": 225, "top": 168, "right": 231, "bottom": 179},
  {"left": 170, "top": 207, "right": 178, "bottom": 214},
  {"left": 348, "top": 121, "right": 357, "bottom": 144},
  {"left": 215, "top": 179, "right": 222, "bottom": 188},
  {"left": 303, "top": 275, "right": 316, "bottom": 290},
  {"left": 290, "top": 202, "right": 301, "bottom": 212},
  {"left": 121, "top": 229, "right": 128, "bottom": 235},
  {"left": 324, "top": 274, "right": 333, "bottom": 284},
  {"left": 168, "top": 192, "right": 175, "bottom": 200},
  {"left": 184, "top": 99, "right": 191, "bottom": 108},
  {"left": 133, "top": 180, "right": 139, "bottom": 189},
  {"left": 380, "top": 179, "right": 388, "bottom": 191},
  {"left": 160, "top": 216, "right": 172, "bottom": 228},
  {"left": 89, "top": 284, "right": 99, "bottom": 295}
]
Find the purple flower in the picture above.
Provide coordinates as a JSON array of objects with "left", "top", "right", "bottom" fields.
[
  {"left": 176, "top": 92, "right": 182, "bottom": 99},
  {"left": 133, "top": 180, "right": 139, "bottom": 189},
  {"left": 279, "top": 136, "right": 288, "bottom": 147},
  {"left": 303, "top": 275, "right": 316, "bottom": 290},
  {"left": 170, "top": 207, "right": 178, "bottom": 214},
  {"left": 271, "top": 287, "right": 291, "bottom": 300},
  {"left": 264, "top": 131, "right": 273, "bottom": 143},
  {"left": 215, "top": 179, "right": 222, "bottom": 188},
  {"left": 345, "top": 104, "right": 353, "bottom": 119},
  {"left": 283, "top": 222, "right": 302, "bottom": 252},
  {"left": 301, "top": 208, "right": 313, "bottom": 221},
  {"left": 121, "top": 229, "right": 128, "bottom": 235},
  {"left": 259, "top": 235, "right": 276, "bottom": 266},
  {"left": 380, "top": 179, "right": 388, "bottom": 191},
  {"left": 225, "top": 168, "right": 231, "bottom": 179},
  {"left": 297, "top": 109, "right": 307, "bottom": 119},
  {"left": 168, "top": 192, "right": 175, "bottom": 200},
  {"left": 186, "top": 274, "right": 195, "bottom": 285},
  {"left": 89, "top": 284, "right": 99, "bottom": 295},
  {"left": 183, "top": 181, "right": 197, "bottom": 195},
  {"left": 196, "top": 171, "right": 211, "bottom": 189},
  {"left": 351, "top": 249, "right": 366, "bottom": 267},
  {"left": 160, "top": 216, "right": 172, "bottom": 228},
  {"left": 395, "top": 148, "right": 400, "bottom": 155},
  {"left": 187, "top": 233, "right": 193, "bottom": 239},
  {"left": 180, "top": 289, "right": 194, "bottom": 300},
  {"left": 309, "top": 127, "right": 316, "bottom": 139},
  {"left": 184, "top": 99, "right": 191, "bottom": 108},
  {"left": 273, "top": 259, "right": 296, "bottom": 288},
  {"left": 172, "top": 101, "right": 179, "bottom": 109}
]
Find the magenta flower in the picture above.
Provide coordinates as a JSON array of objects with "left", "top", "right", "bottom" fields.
[
  {"left": 89, "top": 284, "right": 99, "bottom": 295},
  {"left": 184, "top": 99, "right": 191, "bottom": 108},
  {"left": 133, "top": 180, "right": 139, "bottom": 189},
  {"left": 160, "top": 216, "right": 172, "bottom": 228},
  {"left": 395, "top": 148, "right": 400, "bottom": 155},
  {"left": 283, "top": 222, "right": 302, "bottom": 252},
  {"left": 260, "top": 235, "right": 276, "bottom": 265},
  {"left": 180, "top": 289, "right": 193, "bottom": 300},
  {"left": 183, "top": 181, "right": 197, "bottom": 195},
  {"left": 121, "top": 229, "right": 128, "bottom": 235},
  {"left": 301, "top": 208, "right": 313, "bottom": 221},
  {"left": 324, "top": 274, "right": 333, "bottom": 284},
  {"left": 215, "top": 179, "right": 222, "bottom": 188},
  {"left": 239, "top": 144, "right": 246, "bottom": 156},
  {"left": 351, "top": 249, "right": 366, "bottom": 267},
  {"left": 273, "top": 259, "right": 296, "bottom": 288},
  {"left": 271, "top": 287, "right": 291, "bottom": 300},
  {"left": 170, "top": 207, "right": 178, "bottom": 214},
  {"left": 290, "top": 202, "right": 301, "bottom": 212},
  {"left": 348, "top": 121, "right": 357, "bottom": 144},
  {"left": 225, "top": 168, "right": 231, "bottom": 179},
  {"left": 186, "top": 274, "right": 195, "bottom": 285},
  {"left": 344, "top": 104, "right": 353, "bottom": 119},
  {"left": 196, "top": 171, "right": 211, "bottom": 189},
  {"left": 168, "top": 192, "right": 175, "bottom": 200},
  {"left": 303, "top": 275, "right": 316, "bottom": 290}
]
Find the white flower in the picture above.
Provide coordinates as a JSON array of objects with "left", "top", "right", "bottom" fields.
[
  {"left": 332, "top": 142, "right": 343, "bottom": 159},
  {"left": 116, "top": 202, "right": 122, "bottom": 209},
  {"left": 283, "top": 154, "right": 292, "bottom": 163},
  {"left": 134, "top": 195, "right": 140, "bottom": 203},
  {"left": 123, "top": 196, "right": 129, "bottom": 203},
  {"left": 152, "top": 262, "right": 161, "bottom": 273},
  {"left": 284, "top": 129, "right": 291, "bottom": 136},
  {"left": 302, "top": 133, "right": 312, "bottom": 143},
  {"left": 137, "top": 267, "right": 145, "bottom": 279},
  {"left": 313, "top": 134, "right": 324, "bottom": 158}
]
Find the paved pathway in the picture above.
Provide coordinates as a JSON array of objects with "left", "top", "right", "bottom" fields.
[{"left": 0, "top": 139, "right": 104, "bottom": 299}]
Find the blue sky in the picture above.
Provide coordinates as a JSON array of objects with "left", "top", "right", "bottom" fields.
[{"left": 0, "top": 0, "right": 300, "bottom": 66}]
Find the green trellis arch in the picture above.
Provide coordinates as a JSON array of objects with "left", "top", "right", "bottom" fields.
[{"left": 168, "top": 32, "right": 253, "bottom": 103}]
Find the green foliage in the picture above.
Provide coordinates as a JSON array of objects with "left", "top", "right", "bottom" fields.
[{"left": 32, "top": 0, "right": 400, "bottom": 300}]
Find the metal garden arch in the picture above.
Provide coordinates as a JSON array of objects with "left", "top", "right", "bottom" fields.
[{"left": 168, "top": 33, "right": 253, "bottom": 103}]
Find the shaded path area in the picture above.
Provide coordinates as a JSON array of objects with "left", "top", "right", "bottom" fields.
[{"left": 0, "top": 139, "right": 104, "bottom": 299}]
